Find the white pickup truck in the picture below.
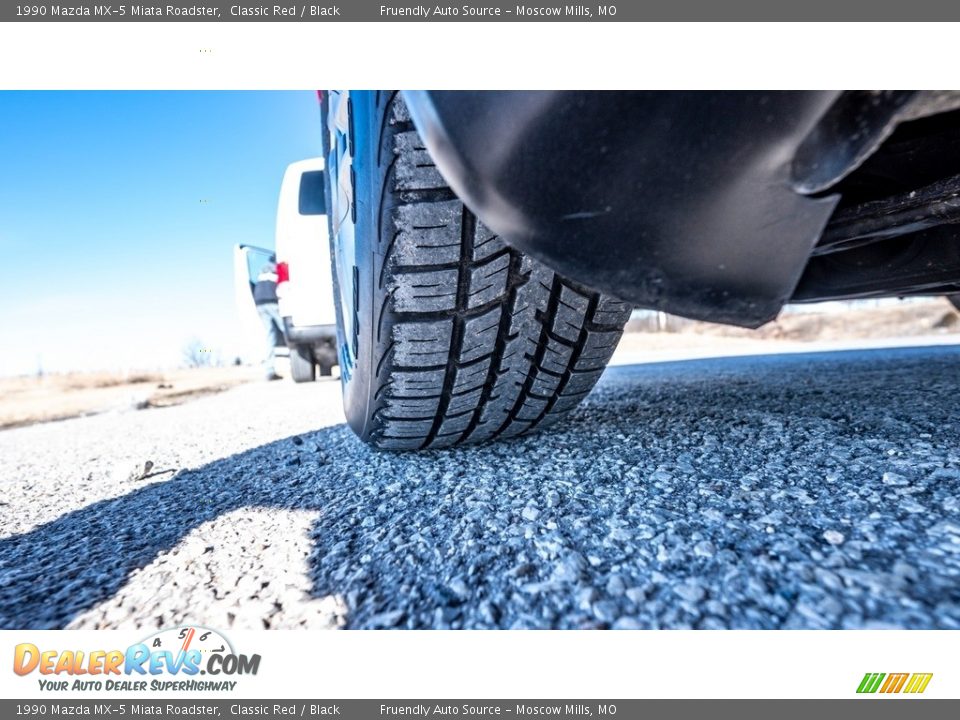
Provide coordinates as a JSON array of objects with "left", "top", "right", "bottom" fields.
[{"left": 234, "top": 157, "right": 338, "bottom": 382}]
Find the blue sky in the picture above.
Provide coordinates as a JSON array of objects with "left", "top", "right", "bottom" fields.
[{"left": 0, "top": 91, "right": 323, "bottom": 375}]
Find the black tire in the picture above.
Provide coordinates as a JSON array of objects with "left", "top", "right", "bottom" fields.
[
  {"left": 949, "top": 294, "right": 960, "bottom": 312},
  {"left": 313, "top": 341, "right": 337, "bottom": 378},
  {"left": 290, "top": 345, "right": 316, "bottom": 383},
  {"left": 324, "top": 91, "right": 631, "bottom": 450}
]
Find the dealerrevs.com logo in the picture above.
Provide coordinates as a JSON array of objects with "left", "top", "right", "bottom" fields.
[
  {"left": 13, "top": 626, "right": 260, "bottom": 692},
  {"left": 857, "top": 673, "right": 933, "bottom": 695}
]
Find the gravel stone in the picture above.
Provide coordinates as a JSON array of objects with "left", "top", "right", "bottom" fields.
[
  {"left": 882, "top": 472, "right": 910, "bottom": 486},
  {"left": 605, "top": 574, "right": 627, "bottom": 596},
  {"left": 592, "top": 600, "right": 620, "bottom": 623},
  {"left": 694, "top": 541, "right": 716, "bottom": 558},
  {"left": 674, "top": 582, "right": 706, "bottom": 604},
  {"left": 823, "top": 530, "right": 846, "bottom": 545}
]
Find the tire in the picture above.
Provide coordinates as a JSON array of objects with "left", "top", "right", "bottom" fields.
[
  {"left": 324, "top": 91, "right": 631, "bottom": 450},
  {"left": 314, "top": 341, "right": 338, "bottom": 377},
  {"left": 290, "top": 345, "right": 316, "bottom": 383}
]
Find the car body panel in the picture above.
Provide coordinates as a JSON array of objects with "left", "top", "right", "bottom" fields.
[{"left": 404, "top": 90, "right": 851, "bottom": 327}]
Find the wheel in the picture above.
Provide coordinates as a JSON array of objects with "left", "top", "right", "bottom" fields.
[
  {"left": 314, "top": 341, "right": 338, "bottom": 377},
  {"left": 949, "top": 294, "right": 960, "bottom": 312},
  {"left": 323, "top": 91, "right": 631, "bottom": 450},
  {"left": 290, "top": 345, "right": 316, "bottom": 383}
]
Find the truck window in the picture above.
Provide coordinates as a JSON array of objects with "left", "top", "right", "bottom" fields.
[
  {"left": 245, "top": 247, "right": 275, "bottom": 284},
  {"left": 298, "top": 170, "right": 326, "bottom": 215}
]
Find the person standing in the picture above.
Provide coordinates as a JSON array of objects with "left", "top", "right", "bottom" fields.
[{"left": 254, "top": 263, "right": 283, "bottom": 380}]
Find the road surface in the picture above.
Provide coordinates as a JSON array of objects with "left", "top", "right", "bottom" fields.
[{"left": 1, "top": 344, "right": 958, "bottom": 629}]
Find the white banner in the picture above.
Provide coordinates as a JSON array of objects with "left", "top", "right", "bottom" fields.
[{"left": 0, "top": 629, "right": 952, "bottom": 699}]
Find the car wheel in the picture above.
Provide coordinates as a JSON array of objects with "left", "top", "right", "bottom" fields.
[
  {"left": 290, "top": 345, "right": 316, "bottom": 383},
  {"left": 323, "top": 91, "right": 631, "bottom": 449}
]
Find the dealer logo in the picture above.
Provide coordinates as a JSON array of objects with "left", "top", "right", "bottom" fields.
[{"left": 13, "top": 625, "right": 260, "bottom": 692}]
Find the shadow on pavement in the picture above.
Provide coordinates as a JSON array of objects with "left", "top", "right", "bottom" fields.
[{"left": 1, "top": 345, "right": 958, "bottom": 629}]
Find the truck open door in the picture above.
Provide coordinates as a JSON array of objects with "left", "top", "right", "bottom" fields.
[{"left": 233, "top": 244, "right": 288, "bottom": 362}]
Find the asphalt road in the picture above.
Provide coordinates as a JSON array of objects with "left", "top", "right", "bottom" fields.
[{"left": 1, "top": 344, "right": 958, "bottom": 630}]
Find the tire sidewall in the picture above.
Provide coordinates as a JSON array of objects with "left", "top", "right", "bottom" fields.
[{"left": 326, "top": 91, "right": 380, "bottom": 441}]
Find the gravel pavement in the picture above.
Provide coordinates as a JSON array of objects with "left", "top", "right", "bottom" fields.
[{"left": 1, "top": 344, "right": 958, "bottom": 630}]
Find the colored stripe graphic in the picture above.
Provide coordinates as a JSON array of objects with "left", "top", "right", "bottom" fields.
[
  {"left": 857, "top": 672, "right": 933, "bottom": 694},
  {"left": 881, "top": 673, "right": 909, "bottom": 693},
  {"left": 857, "top": 673, "right": 885, "bottom": 694},
  {"left": 903, "top": 673, "right": 933, "bottom": 694}
]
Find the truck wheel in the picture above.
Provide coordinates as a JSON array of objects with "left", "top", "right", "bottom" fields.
[
  {"left": 314, "top": 342, "right": 337, "bottom": 377},
  {"left": 290, "top": 345, "right": 316, "bottom": 383},
  {"left": 324, "top": 91, "right": 631, "bottom": 449}
]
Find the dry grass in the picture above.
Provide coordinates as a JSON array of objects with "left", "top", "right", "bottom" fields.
[
  {"left": 614, "top": 298, "right": 960, "bottom": 362},
  {"left": 61, "top": 372, "right": 163, "bottom": 391},
  {"left": 625, "top": 297, "right": 960, "bottom": 341},
  {"left": 0, "top": 366, "right": 256, "bottom": 430}
]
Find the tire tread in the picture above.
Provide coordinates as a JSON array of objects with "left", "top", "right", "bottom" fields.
[{"left": 362, "top": 93, "right": 630, "bottom": 449}]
